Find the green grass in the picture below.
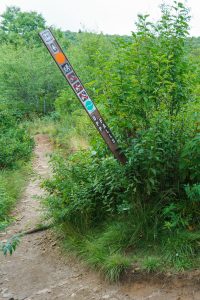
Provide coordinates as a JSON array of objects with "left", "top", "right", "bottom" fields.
[
  {"left": 0, "top": 162, "right": 32, "bottom": 231},
  {"left": 141, "top": 256, "right": 161, "bottom": 273},
  {"left": 58, "top": 220, "right": 200, "bottom": 281},
  {"left": 27, "top": 115, "right": 58, "bottom": 136},
  {"left": 26, "top": 113, "right": 90, "bottom": 155},
  {"left": 62, "top": 232, "right": 131, "bottom": 281}
]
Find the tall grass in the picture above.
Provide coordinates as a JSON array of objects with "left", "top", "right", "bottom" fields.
[
  {"left": 0, "top": 162, "right": 32, "bottom": 230},
  {"left": 27, "top": 111, "right": 90, "bottom": 155},
  {"left": 60, "top": 217, "right": 200, "bottom": 281}
]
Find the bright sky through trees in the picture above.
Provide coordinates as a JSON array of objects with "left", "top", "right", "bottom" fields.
[{"left": 0, "top": 0, "right": 199, "bottom": 36}]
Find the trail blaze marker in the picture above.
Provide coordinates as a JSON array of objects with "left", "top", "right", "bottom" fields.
[{"left": 39, "top": 29, "right": 126, "bottom": 164}]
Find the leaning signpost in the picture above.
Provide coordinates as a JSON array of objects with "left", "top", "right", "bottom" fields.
[{"left": 39, "top": 29, "right": 126, "bottom": 164}]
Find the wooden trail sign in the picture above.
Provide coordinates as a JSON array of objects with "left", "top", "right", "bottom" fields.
[{"left": 39, "top": 29, "right": 126, "bottom": 164}]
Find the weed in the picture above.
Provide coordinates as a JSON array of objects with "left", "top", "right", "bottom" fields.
[{"left": 142, "top": 257, "right": 161, "bottom": 273}]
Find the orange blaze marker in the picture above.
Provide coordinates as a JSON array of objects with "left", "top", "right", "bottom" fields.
[{"left": 55, "top": 52, "right": 66, "bottom": 64}]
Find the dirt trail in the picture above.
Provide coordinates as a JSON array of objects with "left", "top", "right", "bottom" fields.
[{"left": 0, "top": 134, "right": 199, "bottom": 300}]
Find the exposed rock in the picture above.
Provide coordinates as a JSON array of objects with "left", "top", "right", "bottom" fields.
[
  {"left": 102, "top": 295, "right": 110, "bottom": 299},
  {"left": 36, "top": 288, "right": 51, "bottom": 295}
]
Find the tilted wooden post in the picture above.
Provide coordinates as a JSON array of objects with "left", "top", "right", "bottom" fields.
[{"left": 39, "top": 29, "right": 126, "bottom": 164}]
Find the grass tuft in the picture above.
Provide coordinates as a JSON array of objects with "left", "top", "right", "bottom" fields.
[
  {"left": 102, "top": 253, "right": 131, "bottom": 281},
  {"left": 142, "top": 256, "right": 161, "bottom": 273}
]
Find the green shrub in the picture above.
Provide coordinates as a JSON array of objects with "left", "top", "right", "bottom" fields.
[
  {"left": 0, "top": 109, "right": 34, "bottom": 169},
  {"left": 43, "top": 112, "right": 200, "bottom": 232},
  {"left": 0, "top": 127, "right": 34, "bottom": 168},
  {"left": 0, "top": 109, "right": 15, "bottom": 130},
  {"left": 185, "top": 184, "right": 200, "bottom": 203},
  {"left": 43, "top": 151, "right": 129, "bottom": 231},
  {"left": 180, "top": 133, "right": 200, "bottom": 183}
]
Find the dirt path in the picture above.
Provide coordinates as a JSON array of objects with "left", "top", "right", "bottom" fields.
[{"left": 0, "top": 134, "right": 199, "bottom": 300}]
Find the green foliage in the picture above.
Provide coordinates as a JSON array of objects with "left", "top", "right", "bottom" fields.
[
  {"left": 134, "top": 2, "right": 191, "bottom": 117},
  {"left": 0, "top": 127, "right": 33, "bottom": 169},
  {"left": 0, "top": 108, "right": 34, "bottom": 169},
  {"left": 43, "top": 110, "right": 200, "bottom": 275},
  {"left": 0, "top": 0, "right": 198, "bottom": 279},
  {"left": 60, "top": 217, "right": 200, "bottom": 279},
  {"left": 43, "top": 152, "right": 128, "bottom": 231},
  {"left": 0, "top": 162, "right": 32, "bottom": 229},
  {"left": 0, "top": 181, "right": 13, "bottom": 222},
  {"left": 142, "top": 257, "right": 161, "bottom": 273},
  {"left": 42, "top": 1, "right": 200, "bottom": 279},
  {"left": 54, "top": 90, "right": 79, "bottom": 115},
  {"left": 180, "top": 133, "right": 200, "bottom": 182},
  {"left": 44, "top": 113, "right": 199, "bottom": 231},
  {"left": 0, "top": 235, "right": 21, "bottom": 256},
  {"left": 0, "top": 44, "right": 65, "bottom": 114},
  {"left": 185, "top": 184, "right": 200, "bottom": 203},
  {"left": 61, "top": 222, "right": 132, "bottom": 281},
  {"left": 162, "top": 230, "right": 200, "bottom": 270},
  {"left": 0, "top": 6, "right": 45, "bottom": 46},
  {"left": 0, "top": 98, "right": 33, "bottom": 230},
  {"left": 0, "top": 6, "right": 69, "bottom": 114},
  {"left": 102, "top": 254, "right": 131, "bottom": 281}
]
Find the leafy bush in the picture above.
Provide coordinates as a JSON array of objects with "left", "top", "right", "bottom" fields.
[
  {"left": 43, "top": 151, "right": 128, "bottom": 231},
  {"left": 185, "top": 184, "right": 200, "bottom": 203},
  {"left": 0, "top": 109, "right": 34, "bottom": 169},
  {"left": 180, "top": 133, "right": 200, "bottom": 183},
  {"left": 44, "top": 112, "right": 199, "bottom": 230},
  {"left": 0, "top": 127, "right": 34, "bottom": 168}
]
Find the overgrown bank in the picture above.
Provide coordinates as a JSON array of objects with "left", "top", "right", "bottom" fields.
[
  {"left": 0, "top": 102, "right": 34, "bottom": 230},
  {"left": 42, "top": 2, "right": 200, "bottom": 281}
]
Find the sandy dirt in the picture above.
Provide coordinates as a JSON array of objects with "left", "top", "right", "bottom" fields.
[{"left": 0, "top": 134, "right": 199, "bottom": 300}]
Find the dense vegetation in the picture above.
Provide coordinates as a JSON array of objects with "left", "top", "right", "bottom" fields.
[
  {"left": 0, "top": 8, "right": 38, "bottom": 229},
  {"left": 0, "top": 101, "right": 33, "bottom": 229},
  {"left": 0, "top": 2, "right": 200, "bottom": 279}
]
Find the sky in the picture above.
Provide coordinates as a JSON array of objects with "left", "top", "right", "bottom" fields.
[{"left": 0, "top": 0, "right": 199, "bottom": 36}]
